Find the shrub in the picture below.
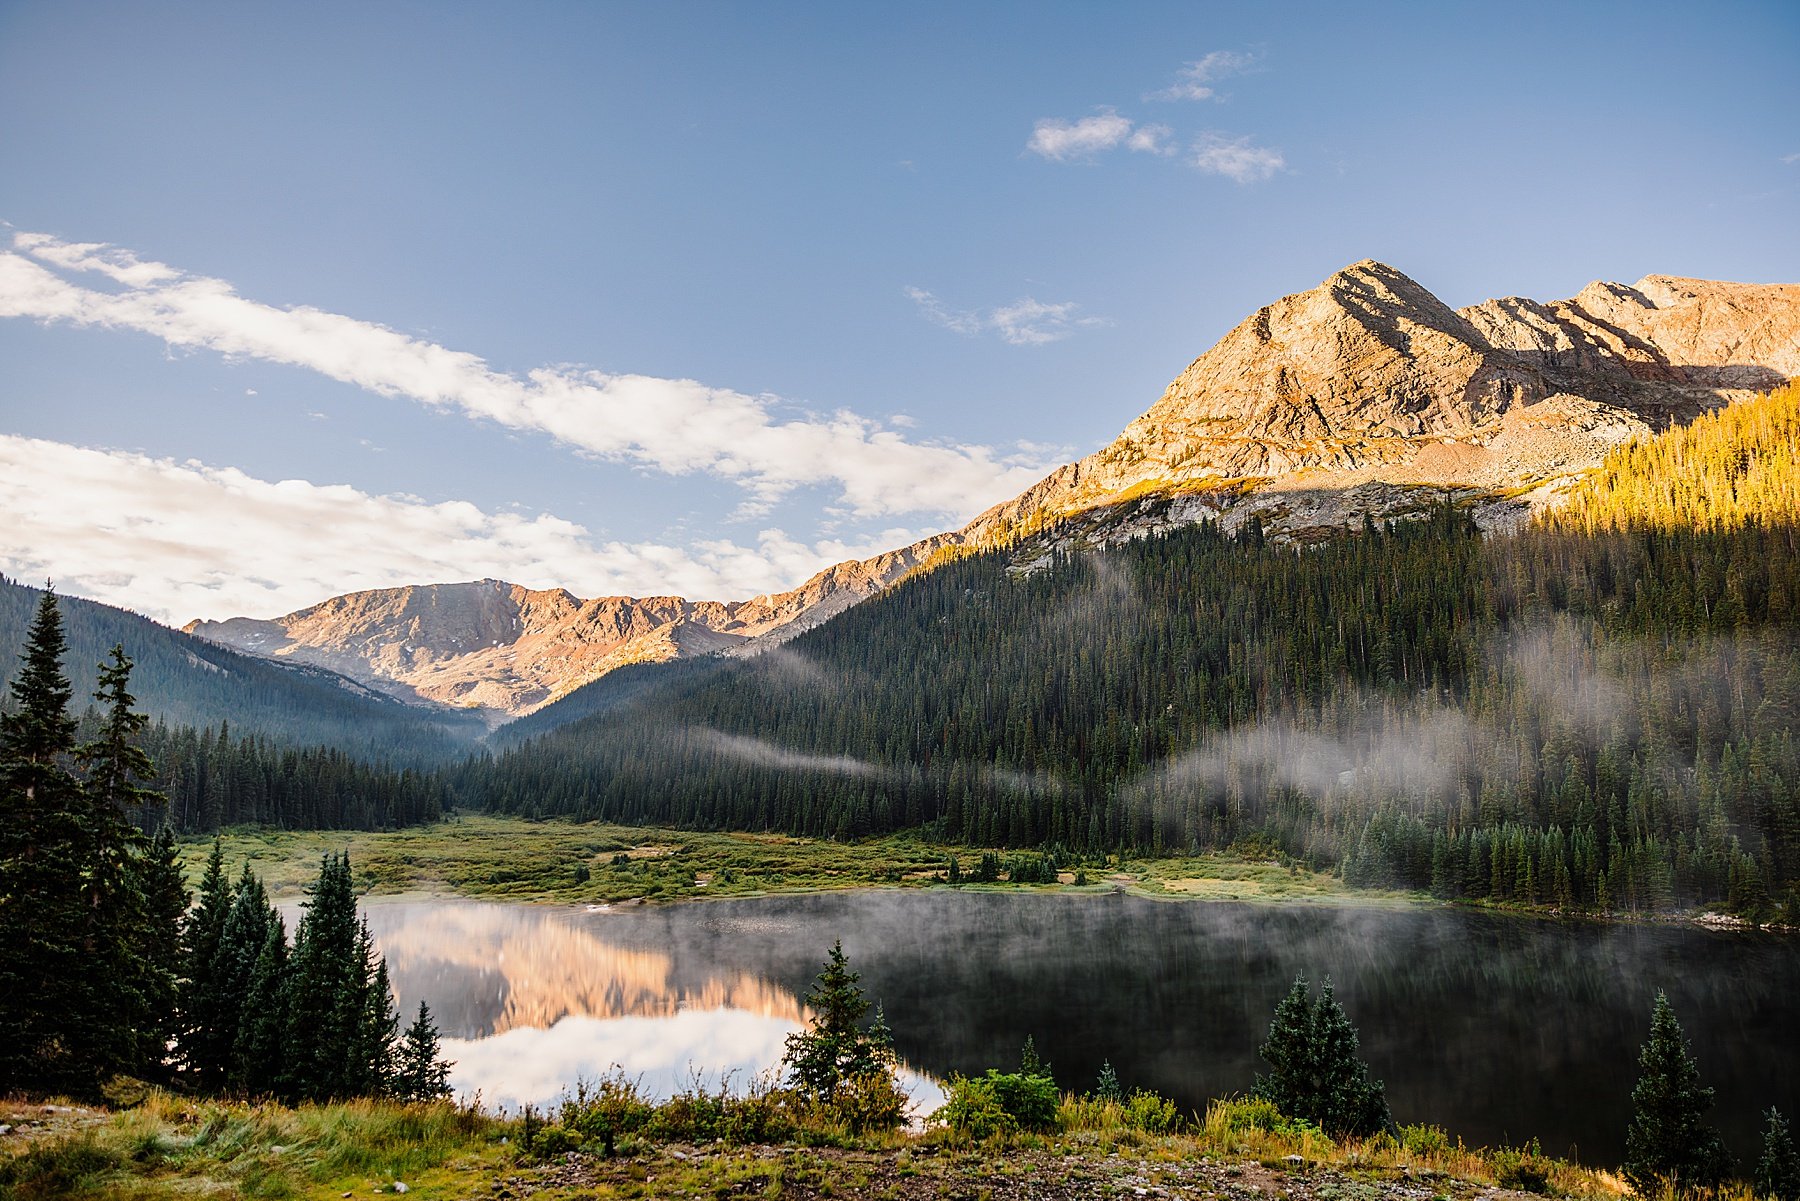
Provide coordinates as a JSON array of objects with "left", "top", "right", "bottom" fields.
[
  {"left": 1399, "top": 1123, "right": 1451, "bottom": 1157},
  {"left": 1203, "top": 1095, "right": 1322, "bottom": 1140},
  {"left": 938, "top": 1070, "right": 1059, "bottom": 1138},
  {"left": 1122, "top": 1089, "right": 1182, "bottom": 1134},
  {"left": 1489, "top": 1141, "right": 1555, "bottom": 1194}
]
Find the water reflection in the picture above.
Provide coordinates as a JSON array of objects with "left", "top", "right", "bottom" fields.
[
  {"left": 344, "top": 893, "right": 1799, "bottom": 1165},
  {"left": 345, "top": 900, "right": 940, "bottom": 1115}
]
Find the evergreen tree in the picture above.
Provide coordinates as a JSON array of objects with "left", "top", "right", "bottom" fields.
[
  {"left": 284, "top": 853, "right": 368, "bottom": 1100},
  {"left": 394, "top": 1001, "right": 454, "bottom": 1102},
  {"left": 1095, "top": 1059, "right": 1122, "bottom": 1103},
  {"left": 1624, "top": 992, "right": 1731, "bottom": 1195},
  {"left": 0, "top": 591, "right": 97, "bottom": 1093},
  {"left": 1254, "top": 975, "right": 1391, "bottom": 1138},
  {"left": 178, "top": 840, "right": 234, "bottom": 1086},
  {"left": 232, "top": 917, "right": 290, "bottom": 1094},
  {"left": 278, "top": 854, "right": 399, "bottom": 1101},
  {"left": 1757, "top": 1108, "right": 1799, "bottom": 1201},
  {"left": 1019, "top": 1035, "right": 1052, "bottom": 1082},
  {"left": 781, "top": 939, "right": 896, "bottom": 1099}
]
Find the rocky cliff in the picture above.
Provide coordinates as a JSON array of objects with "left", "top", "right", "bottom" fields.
[{"left": 187, "top": 263, "right": 1799, "bottom": 721}]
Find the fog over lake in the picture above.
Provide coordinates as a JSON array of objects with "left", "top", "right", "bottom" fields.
[{"left": 346, "top": 892, "right": 1799, "bottom": 1164}]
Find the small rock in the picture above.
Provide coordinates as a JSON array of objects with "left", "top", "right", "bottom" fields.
[
  {"left": 393, "top": 1185, "right": 409, "bottom": 1195},
  {"left": 0, "top": 1125, "right": 10, "bottom": 1136},
  {"left": 671, "top": 1150, "right": 689, "bottom": 1161},
  {"left": 1284, "top": 1155, "right": 1304, "bottom": 1166}
]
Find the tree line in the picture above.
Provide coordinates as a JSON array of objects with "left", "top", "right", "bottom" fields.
[
  {"left": 0, "top": 591, "right": 450, "bottom": 1100},
  {"left": 461, "top": 386, "right": 1800, "bottom": 918}
]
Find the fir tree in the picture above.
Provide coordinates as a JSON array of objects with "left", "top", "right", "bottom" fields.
[
  {"left": 1019, "top": 1035, "right": 1052, "bottom": 1082},
  {"left": 178, "top": 840, "right": 234, "bottom": 1086},
  {"left": 1096, "top": 1059, "right": 1122, "bottom": 1103},
  {"left": 1624, "top": 992, "right": 1731, "bottom": 1195},
  {"left": 232, "top": 917, "right": 290, "bottom": 1094},
  {"left": 781, "top": 940, "right": 896, "bottom": 1099},
  {"left": 1254, "top": 975, "right": 1391, "bottom": 1138},
  {"left": 1758, "top": 1108, "right": 1799, "bottom": 1201},
  {"left": 285, "top": 853, "right": 367, "bottom": 1100},
  {"left": 394, "top": 1001, "right": 454, "bottom": 1102},
  {"left": 0, "top": 591, "right": 97, "bottom": 1093}
]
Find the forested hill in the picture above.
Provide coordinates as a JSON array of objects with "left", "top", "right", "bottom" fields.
[
  {"left": 463, "top": 387, "right": 1800, "bottom": 919},
  {"left": 0, "top": 578, "right": 482, "bottom": 766}
]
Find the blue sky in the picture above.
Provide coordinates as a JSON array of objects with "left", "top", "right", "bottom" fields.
[{"left": 1, "top": 0, "right": 1796, "bottom": 622}]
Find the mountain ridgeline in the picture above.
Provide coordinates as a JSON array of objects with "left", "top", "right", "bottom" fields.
[
  {"left": 184, "top": 263, "right": 1800, "bottom": 725},
  {"left": 462, "top": 385, "right": 1800, "bottom": 917},
  {"left": 0, "top": 579, "right": 461, "bottom": 832}
]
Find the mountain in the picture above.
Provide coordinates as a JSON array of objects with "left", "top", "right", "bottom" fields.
[
  {"left": 462, "top": 383, "right": 1800, "bottom": 918},
  {"left": 186, "top": 263, "right": 1799, "bottom": 724},
  {"left": 0, "top": 576, "right": 481, "bottom": 763}
]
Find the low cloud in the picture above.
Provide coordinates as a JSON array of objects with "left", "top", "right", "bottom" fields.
[
  {"left": 0, "top": 230, "right": 1055, "bottom": 521},
  {"left": 0, "top": 435, "right": 916, "bottom": 623},
  {"left": 1191, "top": 133, "right": 1286, "bottom": 183},
  {"left": 1148, "top": 50, "right": 1262, "bottom": 102},
  {"left": 692, "top": 729, "right": 888, "bottom": 780},
  {"left": 905, "top": 287, "right": 1108, "bottom": 346}
]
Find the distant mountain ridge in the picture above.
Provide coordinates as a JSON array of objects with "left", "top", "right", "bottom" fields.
[
  {"left": 0, "top": 576, "right": 478, "bottom": 762},
  {"left": 184, "top": 263, "right": 1800, "bottom": 722}
]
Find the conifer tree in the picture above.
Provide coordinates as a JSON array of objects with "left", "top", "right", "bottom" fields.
[
  {"left": 178, "top": 840, "right": 234, "bottom": 1086},
  {"left": 285, "top": 853, "right": 367, "bottom": 1100},
  {"left": 1254, "top": 975, "right": 1390, "bottom": 1138},
  {"left": 1096, "top": 1059, "right": 1122, "bottom": 1103},
  {"left": 781, "top": 940, "right": 896, "bottom": 1099},
  {"left": 1760, "top": 1108, "right": 1800, "bottom": 1201},
  {"left": 232, "top": 917, "right": 290, "bottom": 1094},
  {"left": 0, "top": 591, "right": 97, "bottom": 1093},
  {"left": 394, "top": 1001, "right": 454, "bottom": 1102},
  {"left": 1624, "top": 992, "right": 1731, "bottom": 1194}
]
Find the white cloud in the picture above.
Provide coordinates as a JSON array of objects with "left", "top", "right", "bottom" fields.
[
  {"left": 0, "top": 435, "right": 926, "bottom": 623},
  {"left": 906, "top": 288, "right": 1108, "bottom": 346},
  {"left": 1783, "top": 152, "right": 1800, "bottom": 165},
  {"left": 0, "top": 231, "right": 1054, "bottom": 521},
  {"left": 1026, "top": 110, "right": 1136, "bottom": 161},
  {"left": 1149, "top": 49, "right": 1261, "bottom": 102},
  {"left": 1126, "top": 123, "right": 1176, "bottom": 156},
  {"left": 1191, "top": 133, "right": 1286, "bottom": 183}
]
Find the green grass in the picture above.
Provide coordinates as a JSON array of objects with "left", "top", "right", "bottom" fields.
[
  {"left": 2, "top": 1089, "right": 1658, "bottom": 1201},
  {"left": 174, "top": 813, "right": 1418, "bottom": 910}
]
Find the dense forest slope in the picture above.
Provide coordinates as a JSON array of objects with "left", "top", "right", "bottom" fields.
[
  {"left": 188, "top": 264, "right": 1800, "bottom": 724},
  {"left": 462, "top": 387, "right": 1800, "bottom": 918},
  {"left": 0, "top": 579, "right": 461, "bottom": 832}
]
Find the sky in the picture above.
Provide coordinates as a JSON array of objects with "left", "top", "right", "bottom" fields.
[{"left": 1, "top": 0, "right": 1796, "bottom": 625}]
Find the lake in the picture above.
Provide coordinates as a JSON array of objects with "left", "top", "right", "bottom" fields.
[{"left": 350, "top": 890, "right": 1800, "bottom": 1165}]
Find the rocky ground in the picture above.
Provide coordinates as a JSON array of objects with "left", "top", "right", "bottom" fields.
[{"left": 466, "top": 1141, "right": 1556, "bottom": 1201}]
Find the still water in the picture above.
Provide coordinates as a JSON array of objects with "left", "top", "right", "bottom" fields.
[{"left": 352, "top": 891, "right": 1799, "bottom": 1165}]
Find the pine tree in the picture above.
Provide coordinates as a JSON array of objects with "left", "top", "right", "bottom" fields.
[
  {"left": 232, "top": 918, "right": 290, "bottom": 1094},
  {"left": 1254, "top": 975, "right": 1390, "bottom": 1138},
  {"left": 1624, "top": 992, "right": 1731, "bottom": 1194},
  {"left": 780, "top": 939, "right": 895, "bottom": 1098},
  {"left": 1096, "top": 1059, "right": 1122, "bottom": 1103},
  {"left": 285, "top": 853, "right": 366, "bottom": 1100},
  {"left": 394, "top": 1001, "right": 454, "bottom": 1102},
  {"left": 1019, "top": 1035, "right": 1052, "bottom": 1082},
  {"left": 0, "top": 591, "right": 97, "bottom": 1093},
  {"left": 178, "top": 840, "right": 234, "bottom": 1086},
  {"left": 1757, "top": 1108, "right": 1799, "bottom": 1201}
]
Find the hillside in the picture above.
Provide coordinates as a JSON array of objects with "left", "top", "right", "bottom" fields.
[
  {"left": 461, "top": 387, "right": 1800, "bottom": 918},
  {"left": 185, "top": 264, "right": 1798, "bottom": 724},
  {"left": 0, "top": 577, "right": 480, "bottom": 765}
]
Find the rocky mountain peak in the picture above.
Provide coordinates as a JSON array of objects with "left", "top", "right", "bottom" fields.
[{"left": 187, "top": 262, "right": 1797, "bottom": 725}]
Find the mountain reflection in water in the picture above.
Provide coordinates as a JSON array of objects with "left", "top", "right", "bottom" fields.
[
  {"left": 334, "top": 893, "right": 1798, "bottom": 1163},
  {"left": 343, "top": 900, "right": 938, "bottom": 1114}
]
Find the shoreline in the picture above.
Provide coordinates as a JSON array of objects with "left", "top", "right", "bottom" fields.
[{"left": 181, "top": 813, "right": 1791, "bottom": 935}]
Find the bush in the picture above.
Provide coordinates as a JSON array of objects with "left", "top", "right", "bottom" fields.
[
  {"left": 1399, "top": 1123, "right": 1451, "bottom": 1157},
  {"left": 1203, "top": 1095, "right": 1323, "bottom": 1140},
  {"left": 1122, "top": 1089, "right": 1182, "bottom": 1134},
  {"left": 1489, "top": 1141, "right": 1554, "bottom": 1194},
  {"left": 938, "top": 1070, "right": 1060, "bottom": 1138}
]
